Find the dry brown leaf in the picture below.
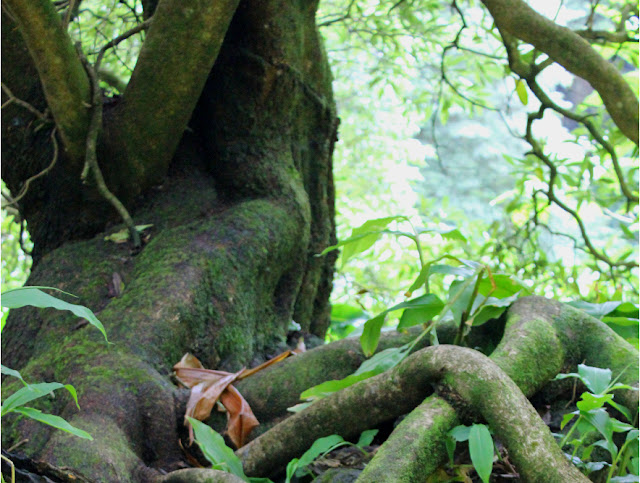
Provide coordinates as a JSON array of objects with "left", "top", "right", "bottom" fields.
[
  {"left": 173, "top": 353, "right": 260, "bottom": 447},
  {"left": 220, "top": 385, "right": 259, "bottom": 448}
]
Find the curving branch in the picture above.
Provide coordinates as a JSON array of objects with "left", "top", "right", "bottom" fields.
[
  {"left": 480, "top": 0, "right": 639, "bottom": 144},
  {"left": 3, "top": 0, "right": 90, "bottom": 161},
  {"left": 113, "top": 0, "right": 242, "bottom": 193}
]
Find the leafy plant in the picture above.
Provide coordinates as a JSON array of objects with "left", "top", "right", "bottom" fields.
[
  {"left": 1, "top": 287, "right": 108, "bottom": 441},
  {"left": 294, "top": 217, "right": 530, "bottom": 409},
  {"left": 555, "top": 364, "right": 639, "bottom": 481},
  {"left": 188, "top": 416, "right": 377, "bottom": 483},
  {"left": 446, "top": 423, "right": 496, "bottom": 483}
]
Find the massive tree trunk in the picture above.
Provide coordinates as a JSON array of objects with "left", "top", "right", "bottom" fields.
[{"left": 2, "top": 0, "right": 337, "bottom": 479}]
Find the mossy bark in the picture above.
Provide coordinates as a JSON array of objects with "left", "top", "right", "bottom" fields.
[{"left": 2, "top": 0, "right": 337, "bottom": 479}]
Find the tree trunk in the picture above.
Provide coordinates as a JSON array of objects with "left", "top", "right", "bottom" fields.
[{"left": 1, "top": 0, "right": 338, "bottom": 479}]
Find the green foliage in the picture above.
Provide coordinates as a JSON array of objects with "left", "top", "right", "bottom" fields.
[
  {"left": 1, "top": 287, "right": 108, "bottom": 443},
  {"left": 303, "top": 226, "right": 533, "bottom": 406},
  {"left": 187, "top": 417, "right": 264, "bottom": 482},
  {"left": 285, "top": 430, "right": 378, "bottom": 482},
  {"left": 446, "top": 423, "right": 496, "bottom": 483},
  {"left": 188, "top": 419, "right": 377, "bottom": 482},
  {"left": 2, "top": 286, "right": 109, "bottom": 342},
  {"left": 555, "top": 364, "right": 639, "bottom": 481}
]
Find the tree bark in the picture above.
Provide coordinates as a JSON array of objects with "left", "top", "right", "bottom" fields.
[{"left": 1, "top": 0, "right": 337, "bottom": 479}]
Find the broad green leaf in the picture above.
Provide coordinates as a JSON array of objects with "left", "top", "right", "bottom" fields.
[
  {"left": 1, "top": 364, "right": 29, "bottom": 386},
  {"left": 360, "top": 313, "right": 386, "bottom": 357},
  {"left": 477, "top": 274, "right": 529, "bottom": 298},
  {"left": 354, "top": 346, "right": 409, "bottom": 375},
  {"left": 448, "top": 278, "right": 476, "bottom": 325},
  {"left": 448, "top": 425, "right": 471, "bottom": 442},
  {"left": 1, "top": 287, "right": 108, "bottom": 343},
  {"left": 609, "top": 302, "right": 639, "bottom": 318},
  {"left": 287, "top": 434, "right": 348, "bottom": 481},
  {"left": 515, "top": 79, "right": 528, "bottom": 105},
  {"left": 578, "top": 364, "right": 611, "bottom": 395},
  {"left": 297, "top": 434, "right": 346, "bottom": 468},
  {"left": 470, "top": 304, "right": 507, "bottom": 327},
  {"left": 331, "top": 304, "right": 367, "bottom": 323},
  {"left": 285, "top": 458, "right": 300, "bottom": 483},
  {"left": 561, "top": 412, "right": 578, "bottom": 430},
  {"left": 397, "top": 294, "right": 444, "bottom": 330},
  {"left": 607, "top": 400, "right": 633, "bottom": 422},
  {"left": 577, "top": 392, "right": 613, "bottom": 412},
  {"left": 405, "top": 257, "right": 474, "bottom": 296},
  {"left": 469, "top": 424, "right": 494, "bottom": 483},
  {"left": 319, "top": 216, "right": 406, "bottom": 265},
  {"left": 567, "top": 300, "right": 623, "bottom": 319},
  {"left": 356, "top": 429, "right": 378, "bottom": 448},
  {"left": 581, "top": 409, "right": 617, "bottom": 458},
  {"left": 14, "top": 407, "right": 92, "bottom": 440},
  {"left": 300, "top": 371, "right": 378, "bottom": 401},
  {"left": 2, "top": 382, "right": 80, "bottom": 416},
  {"left": 439, "top": 228, "right": 467, "bottom": 242},
  {"left": 187, "top": 417, "right": 247, "bottom": 481}
]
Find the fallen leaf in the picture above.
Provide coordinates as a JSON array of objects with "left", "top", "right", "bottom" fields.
[
  {"left": 173, "top": 353, "right": 259, "bottom": 447},
  {"left": 220, "top": 385, "right": 259, "bottom": 448}
]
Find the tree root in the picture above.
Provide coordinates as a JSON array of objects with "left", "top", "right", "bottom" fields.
[
  {"left": 236, "top": 296, "right": 638, "bottom": 481},
  {"left": 157, "top": 468, "right": 245, "bottom": 482}
]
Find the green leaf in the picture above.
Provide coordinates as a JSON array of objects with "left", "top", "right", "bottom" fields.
[
  {"left": 397, "top": 294, "right": 445, "bottom": 330},
  {"left": 2, "top": 382, "right": 80, "bottom": 416},
  {"left": 1, "top": 364, "right": 29, "bottom": 386},
  {"left": 449, "top": 279, "right": 476, "bottom": 325},
  {"left": 287, "top": 434, "right": 349, "bottom": 482},
  {"left": 577, "top": 392, "right": 613, "bottom": 412},
  {"left": 355, "top": 346, "right": 409, "bottom": 376},
  {"left": 13, "top": 407, "right": 92, "bottom": 440},
  {"left": 567, "top": 300, "right": 623, "bottom": 319},
  {"left": 448, "top": 425, "right": 471, "bottom": 442},
  {"left": 187, "top": 417, "right": 248, "bottom": 481},
  {"left": 578, "top": 364, "right": 612, "bottom": 395},
  {"left": 581, "top": 409, "right": 617, "bottom": 458},
  {"left": 300, "top": 371, "right": 378, "bottom": 401},
  {"left": 319, "top": 216, "right": 406, "bottom": 265},
  {"left": 469, "top": 424, "right": 494, "bottom": 483},
  {"left": 356, "top": 429, "right": 378, "bottom": 448},
  {"left": 297, "top": 434, "right": 346, "bottom": 468},
  {"left": 330, "top": 304, "right": 367, "bottom": 324},
  {"left": 477, "top": 274, "right": 529, "bottom": 298},
  {"left": 1, "top": 287, "right": 108, "bottom": 343},
  {"left": 515, "top": 79, "right": 528, "bottom": 105},
  {"left": 469, "top": 304, "right": 507, "bottom": 327},
  {"left": 561, "top": 412, "right": 578, "bottom": 430},
  {"left": 360, "top": 313, "right": 386, "bottom": 357}
]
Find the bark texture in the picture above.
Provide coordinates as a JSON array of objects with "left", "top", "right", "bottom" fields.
[{"left": 1, "top": 0, "right": 337, "bottom": 479}]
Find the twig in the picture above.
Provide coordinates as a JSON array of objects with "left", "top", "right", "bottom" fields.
[
  {"left": 2, "top": 128, "right": 59, "bottom": 208},
  {"left": 78, "top": 48, "right": 140, "bottom": 248},
  {"left": 1, "top": 83, "right": 48, "bottom": 120},
  {"left": 525, "top": 108, "right": 637, "bottom": 269}
]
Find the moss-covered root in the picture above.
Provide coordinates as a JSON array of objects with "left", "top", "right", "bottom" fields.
[
  {"left": 237, "top": 345, "right": 586, "bottom": 481},
  {"left": 156, "top": 468, "right": 245, "bottom": 482},
  {"left": 498, "top": 296, "right": 639, "bottom": 411},
  {"left": 356, "top": 395, "right": 459, "bottom": 482}
]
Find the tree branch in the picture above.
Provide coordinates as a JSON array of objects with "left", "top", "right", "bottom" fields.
[
  {"left": 3, "top": 0, "right": 90, "bottom": 161},
  {"left": 113, "top": 0, "right": 241, "bottom": 192},
  {"left": 480, "top": 0, "right": 639, "bottom": 144}
]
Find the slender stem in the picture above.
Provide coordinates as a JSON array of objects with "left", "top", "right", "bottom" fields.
[{"left": 453, "top": 268, "right": 485, "bottom": 346}]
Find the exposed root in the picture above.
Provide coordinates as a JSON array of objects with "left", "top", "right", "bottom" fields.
[{"left": 236, "top": 296, "right": 638, "bottom": 481}]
